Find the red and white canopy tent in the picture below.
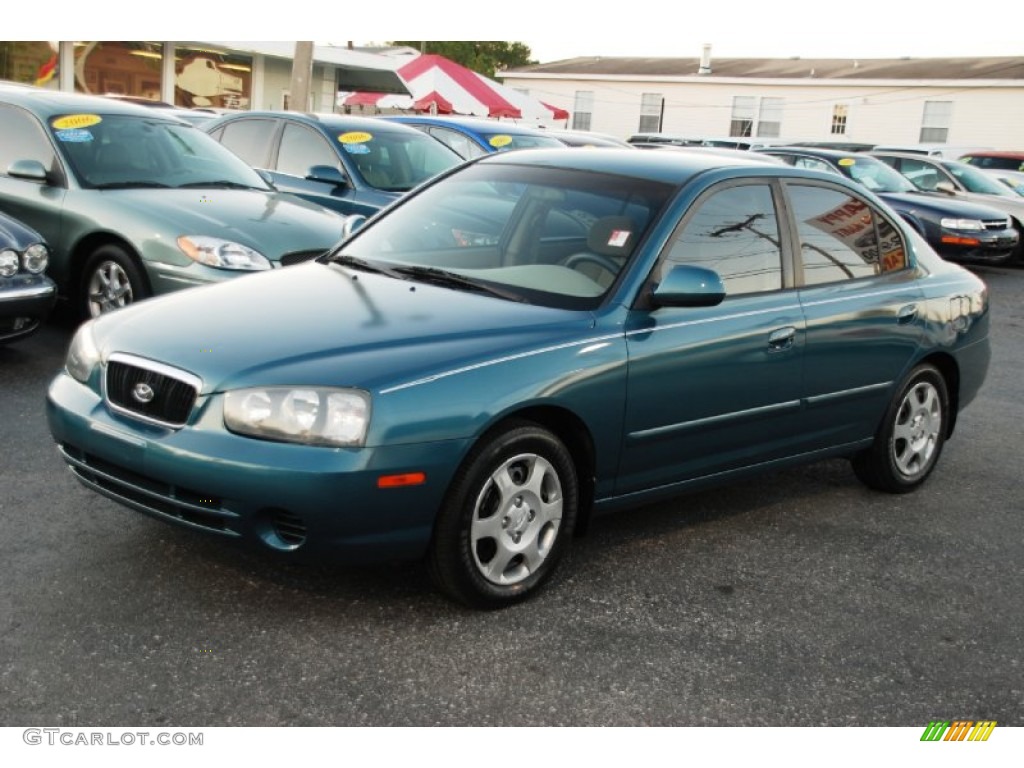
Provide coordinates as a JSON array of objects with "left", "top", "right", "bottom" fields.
[{"left": 339, "top": 54, "right": 569, "bottom": 126}]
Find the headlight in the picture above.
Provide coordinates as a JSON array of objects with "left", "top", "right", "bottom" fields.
[
  {"left": 0, "top": 249, "right": 18, "bottom": 277},
  {"left": 177, "top": 236, "right": 271, "bottom": 271},
  {"left": 224, "top": 387, "right": 371, "bottom": 447},
  {"left": 66, "top": 322, "right": 101, "bottom": 383},
  {"left": 940, "top": 218, "right": 984, "bottom": 231},
  {"left": 23, "top": 243, "right": 49, "bottom": 274}
]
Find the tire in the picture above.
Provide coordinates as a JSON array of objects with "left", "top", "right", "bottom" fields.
[
  {"left": 81, "top": 244, "right": 150, "bottom": 319},
  {"left": 428, "top": 421, "right": 578, "bottom": 608},
  {"left": 852, "top": 363, "right": 949, "bottom": 493}
]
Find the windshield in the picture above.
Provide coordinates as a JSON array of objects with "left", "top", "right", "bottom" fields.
[
  {"left": 834, "top": 156, "right": 915, "bottom": 193},
  {"left": 49, "top": 113, "right": 271, "bottom": 190},
  {"left": 480, "top": 132, "right": 566, "bottom": 152},
  {"left": 333, "top": 162, "right": 675, "bottom": 309},
  {"left": 942, "top": 161, "right": 1019, "bottom": 197},
  {"left": 337, "top": 129, "right": 461, "bottom": 192}
]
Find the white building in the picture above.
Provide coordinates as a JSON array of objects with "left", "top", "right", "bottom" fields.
[{"left": 497, "top": 52, "right": 1024, "bottom": 148}]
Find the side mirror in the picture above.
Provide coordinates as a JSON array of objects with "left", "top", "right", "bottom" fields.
[
  {"left": 934, "top": 180, "right": 957, "bottom": 196},
  {"left": 651, "top": 265, "right": 726, "bottom": 308},
  {"left": 306, "top": 165, "right": 348, "bottom": 186},
  {"left": 8, "top": 159, "right": 49, "bottom": 184},
  {"left": 342, "top": 214, "right": 367, "bottom": 238}
]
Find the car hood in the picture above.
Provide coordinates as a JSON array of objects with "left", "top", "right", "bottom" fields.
[
  {"left": 0, "top": 211, "right": 44, "bottom": 249},
  {"left": 95, "top": 188, "right": 346, "bottom": 259},
  {"left": 878, "top": 192, "right": 1011, "bottom": 220},
  {"left": 90, "top": 262, "right": 595, "bottom": 394}
]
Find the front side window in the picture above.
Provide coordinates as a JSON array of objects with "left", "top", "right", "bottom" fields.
[
  {"left": 217, "top": 118, "right": 277, "bottom": 168},
  {"left": 0, "top": 104, "right": 59, "bottom": 177},
  {"left": 659, "top": 183, "right": 782, "bottom": 296},
  {"left": 787, "top": 184, "right": 907, "bottom": 285},
  {"left": 277, "top": 123, "right": 340, "bottom": 177}
]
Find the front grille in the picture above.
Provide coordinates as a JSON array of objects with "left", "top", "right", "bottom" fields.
[
  {"left": 279, "top": 249, "right": 326, "bottom": 267},
  {"left": 105, "top": 354, "right": 199, "bottom": 427},
  {"left": 982, "top": 219, "right": 1010, "bottom": 231},
  {"left": 58, "top": 443, "right": 238, "bottom": 537}
]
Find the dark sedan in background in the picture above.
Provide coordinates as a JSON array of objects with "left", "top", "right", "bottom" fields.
[
  {"left": 0, "top": 210, "right": 55, "bottom": 344},
  {"left": 203, "top": 112, "right": 463, "bottom": 216},
  {"left": 759, "top": 147, "right": 1019, "bottom": 265},
  {"left": 381, "top": 115, "right": 566, "bottom": 159}
]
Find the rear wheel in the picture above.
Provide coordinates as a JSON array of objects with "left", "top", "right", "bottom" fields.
[
  {"left": 852, "top": 363, "right": 948, "bottom": 493},
  {"left": 428, "top": 421, "right": 577, "bottom": 608},
  {"left": 81, "top": 244, "right": 149, "bottom": 318}
]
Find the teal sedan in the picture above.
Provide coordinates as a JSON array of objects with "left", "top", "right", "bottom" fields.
[
  {"left": 0, "top": 85, "right": 346, "bottom": 317},
  {"left": 46, "top": 149, "right": 990, "bottom": 607}
]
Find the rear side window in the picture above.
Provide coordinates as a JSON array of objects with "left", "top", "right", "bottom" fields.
[
  {"left": 786, "top": 184, "right": 908, "bottom": 285},
  {"left": 217, "top": 119, "right": 277, "bottom": 168},
  {"left": 659, "top": 182, "right": 783, "bottom": 296}
]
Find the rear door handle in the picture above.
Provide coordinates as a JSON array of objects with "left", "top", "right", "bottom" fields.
[
  {"left": 897, "top": 304, "right": 919, "bottom": 324},
  {"left": 768, "top": 326, "right": 796, "bottom": 351}
]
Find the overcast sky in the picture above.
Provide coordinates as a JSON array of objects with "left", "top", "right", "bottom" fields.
[{"left": 28, "top": 0, "right": 1023, "bottom": 63}]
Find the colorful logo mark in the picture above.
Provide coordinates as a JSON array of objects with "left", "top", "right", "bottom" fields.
[{"left": 920, "top": 721, "right": 996, "bottom": 742}]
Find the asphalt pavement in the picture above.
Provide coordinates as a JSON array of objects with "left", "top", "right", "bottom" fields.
[{"left": 1, "top": 265, "right": 1021, "bottom": 727}]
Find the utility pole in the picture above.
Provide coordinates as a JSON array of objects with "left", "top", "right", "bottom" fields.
[{"left": 288, "top": 41, "right": 314, "bottom": 111}]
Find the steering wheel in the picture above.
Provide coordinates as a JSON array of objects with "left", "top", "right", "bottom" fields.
[{"left": 561, "top": 252, "right": 621, "bottom": 280}]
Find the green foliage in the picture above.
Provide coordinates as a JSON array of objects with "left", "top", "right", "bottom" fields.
[{"left": 390, "top": 42, "right": 536, "bottom": 77}]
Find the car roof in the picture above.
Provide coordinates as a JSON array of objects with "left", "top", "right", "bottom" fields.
[
  {"left": 0, "top": 85, "right": 182, "bottom": 121},
  {"left": 474, "top": 146, "right": 825, "bottom": 186},
  {"left": 960, "top": 150, "right": 1024, "bottom": 159},
  {"left": 204, "top": 110, "right": 427, "bottom": 136},
  {"left": 383, "top": 115, "right": 554, "bottom": 135}
]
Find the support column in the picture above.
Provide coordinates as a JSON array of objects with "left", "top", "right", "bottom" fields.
[
  {"left": 58, "top": 41, "right": 75, "bottom": 92},
  {"left": 161, "top": 42, "right": 176, "bottom": 104}
]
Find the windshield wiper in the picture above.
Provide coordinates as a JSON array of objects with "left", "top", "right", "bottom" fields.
[
  {"left": 92, "top": 181, "right": 171, "bottom": 189},
  {"left": 327, "top": 253, "right": 407, "bottom": 280},
  {"left": 393, "top": 265, "right": 527, "bottom": 303},
  {"left": 177, "top": 180, "right": 265, "bottom": 190}
]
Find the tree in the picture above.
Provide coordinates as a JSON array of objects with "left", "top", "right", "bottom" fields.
[{"left": 390, "top": 42, "right": 535, "bottom": 77}]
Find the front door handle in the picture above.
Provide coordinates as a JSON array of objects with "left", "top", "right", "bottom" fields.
[
  {"left": 897, "top": 304, "right": 919, "bottom": 324},
  {"left": 768, "top": 326, "right": 796, "bottom": 351}
]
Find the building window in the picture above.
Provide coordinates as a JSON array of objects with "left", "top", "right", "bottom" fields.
[
  {"left": 572, "top": 90, "right": 593, "bottom": 131},
  {"left": 757, "top": 98, "right": 783, "bottom": 138},
  {"left": 729, "top": 96, "right": 756, "bottom": 137},
  {"left": 0, "top": 42, "right": 58, "bottom": 87},
  {"left": 920, "top": 101, "right": 952, "bottom": 143},
  {"left": 831, "top": 104, "right": 848, "bottom": 135},
  {"left": 639, "top": 93, "right": 663, "bottom": 133}
]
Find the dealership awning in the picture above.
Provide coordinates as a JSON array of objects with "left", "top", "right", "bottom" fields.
[{"left": 339, "top": 54, "right": 569, "bottom": 123}]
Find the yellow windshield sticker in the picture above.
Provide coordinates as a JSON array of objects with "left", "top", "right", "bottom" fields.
[
  {"left": 838, "top": 158, "right": 856, "bottom": 167},
  {"left": 339, "top": 131, "right": 372, "bottom": 144},
  {"left": 489, "top": 135, "right": 513, "bottom": 148},
  {"left": 52, "top": 114, "right": 103, "bottom": 130}
]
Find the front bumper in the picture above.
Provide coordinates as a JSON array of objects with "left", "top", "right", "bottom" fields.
[
  {"left": 0, "top": 275, "right": 57, "bottom": 342},
  {"left": 935, "top": 229, "right": 1018, "bottom": 264},
  {"left": 46, "top": 372, "right": 470, "bottom": 563}
]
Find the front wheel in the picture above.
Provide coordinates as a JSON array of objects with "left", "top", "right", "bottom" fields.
[
  {"left": 852, "top": 363, "right": 949, "bottom": 493},
  {"left": 428, "top": 421, "right": 578, "bottom": 608},
  {"left": 81, "top": 244, "right": 150, "bottom": 318}
]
